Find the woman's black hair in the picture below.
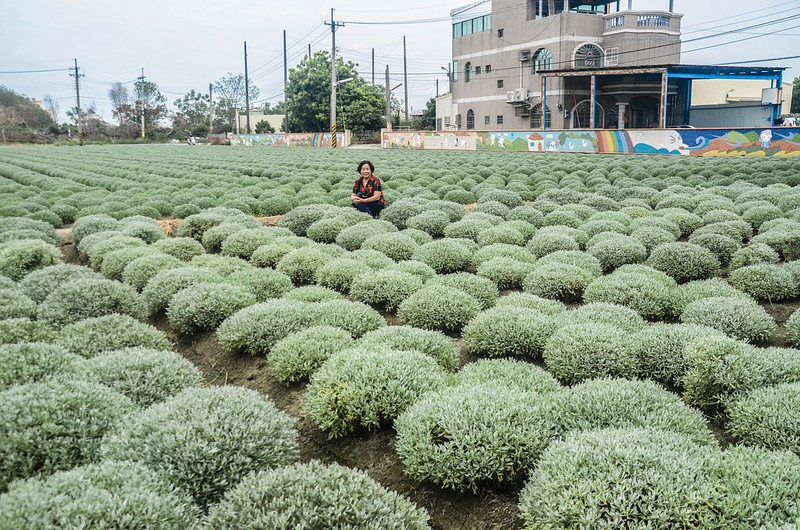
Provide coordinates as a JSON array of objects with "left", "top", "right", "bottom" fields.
[{"left": 357, "top": 160, "right": 375, "bottom": 174}]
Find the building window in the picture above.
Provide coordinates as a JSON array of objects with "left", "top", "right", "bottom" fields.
[
  {"left": 497, "top": 115, "right": 504, "bottom": 124},
  {"left": 484, "top": 115, "right": 491, "bottom": 125},
  {"left": 605, "top": 47, "right": 619, "bottom": 67},
  {"left": 453, "top": 15, "right": 491, "bottom": 38},
  {"left": 462, "top": 19, "right": 473, "bottom": 36},
  {"left": 465, "top": 62, "right": 471, "bottom": 82},
  {"left": 530, "top": 103, "right": 551, "bottom": 129},
  {"left": 455, "top": 114, "right": 462, "bottom": 128},
  {"left": 574, "top": 43, "right": 604, "bottom": 69},
  {"left": 466, "top": 109, "right": 475, "bottom": 130},
  {"left": 497, "top": 28, "right": 504, "bottom": 38},
  {"left": 571, "top": 100, "right": 605, "bottom": 129},
  {"left": 436, "top": 118, "right": 443, "bottom": 130},
  {"left": 452, "top": 60, "right": 459, "bottom": 81},
  {"left": 444, "top": 116, "right": 451, "bottom": 127},
  {"left": 485, "top": 65, "right": 492, "bottom": 73},
  {"left": 475, "top": 65, "right": 481, "bottom": 75},
  {"left": 637, "top": 15, "right": 670, "bottom": 27},
  {"left": 532, "top": 48, "right": 553, "bottom": 74},
  {"left": 474, "top": 16, "right": 484, "bottom": 33},
  {"left": 606, "top": 16, "right": 624, "bottom": 28},
  {"left": 452, "top": 23, "right": 462, "bottom": 38},
  {"left": 497, "top": 79, "right": 504, "bottom": 89},
  {"left": 484, "top": 14, "right": 491, "bottom": 30}
]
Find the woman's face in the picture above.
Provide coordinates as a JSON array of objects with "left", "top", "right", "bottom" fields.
[{"left": 360, "top": 164, "right": 372, "bottom": 178}]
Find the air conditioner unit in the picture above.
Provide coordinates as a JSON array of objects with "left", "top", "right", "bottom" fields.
[
  {"left": 506, "top": 91, "right": 516, "bottom": 103},
  {"left": 514, "top": 89, "right": 529, "bottom": 102},
  {"left": 519, "top": 50, "right": 531, "bottom": 62}
]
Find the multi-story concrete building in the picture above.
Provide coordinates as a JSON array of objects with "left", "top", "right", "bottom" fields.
[{"left": 443, "top": 0, "right": 683, "bottom": 130}]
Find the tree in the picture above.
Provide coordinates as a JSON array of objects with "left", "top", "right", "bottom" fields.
[
  {"left": 254, "top": 119, "right": 275, "bottom": 133},
  {"left": 66, "top": 103, "right": 108, "bottom": 136},
  {"left": 0, "top": 86, "right": 56, "bottom": 130},
  {"left": 125, "top": 81, "right": 167, "bottom": 133},
  {"left": 108, "top": 83, "right": 130, "bottom": 127},
  {"left": 285, "top": 52, "right": 386, "bottom": 133},
  {"left": 413, "top": 97, "right": 436, "bottom": 130},
  {"left": 792, "top": 76, "right": 799, "bottom": 114},
  {"left": 262, "top": 100, "right": 286, "bottom": 114},
  {"left": 172, "top": 90, "right": 210, "bottom": 135},
  {"left": 212, "top": 73, "right": 260, "bottom": 131},
  {"left": 42, "top": 94, "right": 60, "bottom": 123}
]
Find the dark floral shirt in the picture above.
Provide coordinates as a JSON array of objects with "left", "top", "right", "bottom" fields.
[{"left": 353, "top": 175, "right": 386, "bottom": 206}]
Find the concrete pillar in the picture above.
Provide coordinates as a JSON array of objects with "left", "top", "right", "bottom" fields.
[
  {"left": 617, "top": 102, "right": 627, "bottom": 129},
  {"left": 564, "top": 0, "right": 570, "bottom": 13},
  {"left": 548, "top": 0, "right": 556, "bottom": 17},
  {"left": 628, "top": 0, "right": 632, "bottom": 9}
]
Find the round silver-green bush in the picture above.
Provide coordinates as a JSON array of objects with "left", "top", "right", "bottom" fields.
[
  {"left": 81, "top": 234, "right": 145, "bottom": 268},
  {"left": 56, "top": 314, "right": 171, "bottom": 358},
  {"left": 631, "top": 225, "right": 678, "bottom": 253},
  {"left": 675, "top": 278, "right": 754, "bottom": 313},
  {"left": 0, "top": 288, "right": 36, "bottom": 320},
  {"left": 151, "top": 236, "right": 205, "bottom": 261},
  {"left": 100, "top": 386, "right": 298, "bottom": 510},
  {"left": 350, "top": 270, "right": 423, "bottom": 312},
  {"left": 283, "top": 285, "right": 343, "bottom": 303},
  {"left": 557, "top": 302, "right": 646, "bottom": 333},
  {"left": 474, "top": 243, "right": 537, "bottom": 265},
  {"left": 444, "top": 216, "right": 495, "bottom": 242},
  {"left": 583, "top": 272, "right": 678, "bottom": 320},
  {"left": 729, "top": 242, "right": 780, "bottom": 270},
  {"left": 221, "top": 228, "right": 283, "bottom": 259},
  {"left": 0, "top": 318, "right": 56, "bottom": 345},
  {"left": 553, "top": 378, "right": 715, "bottom": 446},
  {"left": 167, "top": 282, "right": 257, "bottom": 333},
  {"left": 0, "top": 239, "right": 61, "bottom": 281},
  {"left": 385, "top": 259, "right": 437, "bottom": 281},
  {"left": 647, "top": 242, "right": 721, "bottom": 283},
  {"left": 750, "top": 227, "right": 800, "bottom": 261},
  {"left": 395, "top": 384, "right": 558, "bottom": 492},
  {"left": 543, "top": 323, "right": 638, "bottom": 384},
  {"left": 687, "top": 232, "right": 739, "bottom": 266},
  {"left": 680, "top": 297, "right": 776, "bottom": 343},
  {"left": 99, "top": 246, "right": 157, "bottom": 281},
  {"left": 463, "top": 306, "right": 557, "bottom": 359},
  {"left": 508, "top": 205, "right": 544, "bottom": 226},
  {"left": 0, "top": 460, "right": 200, "bottom": 529},
  {"left": 312, "top": 299, "right": 386, "bottom": 338},
  {"left": 743, "top": 204, "right": 783, "bottom": 230},
  {"left": 526, "top": 231, "right": 581, "bottom": 258},
  {"left": 406, "top": 210, "right": 450, "bottom": 237},
  {"left": 476, "top": 224, "right": 526, "bottom": 247},
  {"left": 586, "top": 233, "right": 647, "bottom": 271},
  {"left": 522, "top": 263, "right": 595, "bottom": 302},
  {"left": 305, "top": 216, "right": 353, "bottom": 244},
  {"left": 142, "top": 266, "right": 223, "bottom": 314},
  {"left": 477, "top": 256, "right": 536, "bottom": 289},
  {"left": 412, "top": 239, "right": 474, "bottom": 274},
  {"left": 357, "top": 325, "right": 459, "bottom": 371},
  {"left": 275, "top": 247, "right": 333, "bottom": 284},
  {"left": 0, "top": 380, "right": 135, "bottom": 491},
  {"left": 313, "top": 257, "right": 370, "bottom": 293},
  {"left": 787, "top": 309, "right": 800, "bottom": 348},
  {"left": 217, "top": 299, "right": 313, "bottom": 355},
  {"left": 400, "top": 227, "right": 433, "bottom": 245},
  {"left": 398, "top": 285, "right": 481, "bottom": 332},
  {"left": 360, "top": 232, "right": 419, "bottom": 261},
  {"left": 335, "top": 219, "right": 397, "bottom": 251},
  {"left": 225, "top": 267, "right": 293, "bottom": 302},
  {"left": 201, "top": 221, "right": 260, "bottom": 252},
  {"left": 535, "top": 250, "right": 602, "bottom": 276},
  {"left": 518, "top": 427, "right": 717, "bottom": 529},
  {"left": 122, "top": 253, "right": 184, "bottom": 291},
  {"left": 204, "top": 460, "right": 429, "bottom": 530},
  {"left": 87, "top": 348, "right": 202, "bottom": 407},
  {"left": 495, "top": 292, "right": 566, "bottom": 315},
  {"left": 0, "top": 342, "right": 92, "bottom": 391},
  {"left": 473, "top": 200, "right": 510, "bottom": 219},
  {"left": 38, "top": 277, "right": 146, "bottom": 328},
  {"left": 728, "top": 264, "right": 797, "bottom": 301},
  {"left": 727, "top": 382, "right": 800, "bottom": 455},
  {"left": 303, "top": 347, "right": 447, "bottom": 438},
  {"left": 189, "top": 254, "right": 253, "bottom": 277},
  {"left": 71, "top": 214, "right": 120, "bottom": 245},
  {"left": 428, "top": 272, "right": 498, "bottom": 309},
  {"left": 454, "top": 358, "right": 562, "bottom": 393},
  {"left": 268, "top": 326, "right": 355, "bottom": 383},
  {"left": 349, "top": 248, "right": 394, "bottom": 268}
]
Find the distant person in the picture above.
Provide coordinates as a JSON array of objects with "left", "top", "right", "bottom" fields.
[
  {"left": 785, "top": 115, "right": 797, "bottom": 127},
  {"left": 351, "top": 160, "right": 386, "bottom": 218}
]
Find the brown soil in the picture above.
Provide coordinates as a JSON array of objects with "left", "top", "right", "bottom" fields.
[{"left": 149, "top": 314, "right": 523, "bottom": 530}]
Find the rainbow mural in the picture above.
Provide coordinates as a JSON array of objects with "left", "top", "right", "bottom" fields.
[{"left": 214, "top": 132, "right": 350, "bottom": 148}]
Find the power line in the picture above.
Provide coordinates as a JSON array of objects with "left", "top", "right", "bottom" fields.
[
  {"left": 0, "top": 68, "right": 69, "bottom": 74},
  {"left": 715, "top": 54, "right": 800, "bottom": 65}
]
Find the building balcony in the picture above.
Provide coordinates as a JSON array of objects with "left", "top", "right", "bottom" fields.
[{"left": 603, "top": 10, "right": 682, "bottom": 36}]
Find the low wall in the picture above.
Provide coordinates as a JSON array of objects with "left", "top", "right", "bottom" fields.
[
  {"left": 381, "top": 128, "right": 800, "bottom": 157},
  {"left": 206, "top": 131, "right": 350, "bottom": 147}
]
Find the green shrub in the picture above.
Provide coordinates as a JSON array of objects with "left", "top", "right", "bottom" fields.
[
  {"left": 463, "top": 306, "right": 557, "bottom": 359},
  {"left": 303, "top": 347, "right": 447, "bottom": 438},
  {"left": 357, "top": 325, "right": 459, "bottom": 371},
  {"left": 349, "top": 248, "right": 394, "bottom": 268},
  {"left": 728, "top": 264, "right": 797, "bottom": 301},
  {"left": 478, "top": 188, "right": 523, "bottom": 208},
  {"left": 787, "top": 309, "right": 800, "bottom": 348},
  {"left": 494, "top": 293, "right": 565, "bottom": 316},
  {"left": 385, "top": 259, "right": 437, "bottom": 281},
  {"left": 406, "top": 210, "right": 450, "bottom": 237},
  {"left": 398, "top": 285, "right": 481, "bottom": 332},
  {"left": 647, "top": 242, "right": 721, "bottom": 283},
  {"left": 249, "top": 238, "right": 308, "bottom": 268},
  {"left": 0, "top": 318, "right": 55, "bottom": 345},
  {"left": 360, "top": 232, "right": 419, "bottom": 261},
  {"left": 152, "top": 236, "right": 205, "bottom": 261},
  {"left": 121, "top": 219, "right": 165, "bottom": 244},
  {"left": 200, "top": 222, "right": 257, "bottom": 252},
  {"left": 225, "top": 267, "right": 293, "bottom": 301},
  {"left": 535, "top": 249, "right": 602, "bottom": 276},
  {"left": 522, "top": 263, "right": 594, "bottom": 302},
  {"left": 473, "top": 200, "right": 510, "bottom": 219},
  {"left": 476, "top": 224, "right": 526, "bottom": 247},
  {"left": 508, "top": 205, "right": 544, "bottom": 226},
  {"left": 0, "top": 380, "right": 135, "bottom": 491},
  {"left": 455, "top": 358, "right": 562, "bottom": 393},
  {"left": 444, "top": 216, "right": 495, "bottom": 241},
  {"left": 268, "top": 326, "right": 354, "bottom": 383},
  {"left": 630, "top": 215, "right": 681, "bottom": 238},
  {"left": 543, "top": 323, "right": 638, "bottom": 384},
  {"left": 428, "top": 272, "right": 498, "bottom": 309},
  {"left": 278, "top": 205, "right": 336, "bottom": 236},
  {"left": 412, "top": 239, "right": 474, "bottom": 274},
  {"left": 122, "top": 253, "right": 184, "bottom": 291},
  {"left": 350, "top": 270, "right": 424, "bottom": 312},
  {"left": 260, "top": 193, "right": 295, "bottom": 216},
  {"left": 313, "top": 257, "right": 370, "bottom": 292},
  {"left": 583, "top": 272, "right": 678, "bottom": 320},
  {"left": 580, "top": 219, "right": 629, "bottom": 238},
  {"left": 0, "top": 461, "right": 200, "bottom": 529},
  {"left": 476, "top": 256, "right": 535, "bottom": 289},
  {"left": 727, "top": 382, "right": 800, "bottom": 455},
  {"left": 204, "top": 460, "right": 429, "bottom": 529},
  {"left": 99, "top": 246, "right": 157, "bottom": 281},
  {"left": 38, "top": 277, "right": 146, "bottom": 328},
  {"left": 526, "top": 231, "right": 581, "bottom": 258},
  {"left": 474, "top": 243, "right": 537, "bottom": 265},
  {"left": 56, "top": 314, "right": 171, "bottom": 358},
  {"left": 177, "top": 208, "right": 255, "bottom": 241},
  {"left": 141, "top": 266, "right": 223, "bottom": 314},
  {"left": 554, "top": 378, "right": 715, "bottom": 446},
  {"left": 400, "top": 227, "right": 433, "bottom": 245},
  {"left": 750, "top": 227, "right": 800, "bottom": 261},
  {"left": 682, "top": 337, "right": 800, "bottom": 408},
  {"left": 282, "top": 285, "right": 343, "bottom": 302},
  {"left": 680, "top": 297, "right": 776, "bottom": 343},
  {"left": 631, "top": 226, "right": 678, "bottom": 252},
  {"left": 395, "top": 384, "right": 558, "bottom": 492},
  {"left": 743, "top": 205, "right": 783, "bottom": 230},
  {"left": 557, "top": 302, "right": 646, "bottom": 333},
  {"left": 217, "top": 300, "right": 312, "bottom": 355},
  {"left": 81, "top": 234, "right": 145, "bottom": 268},
  {"left": 221, "top": 228, "right": 283, "bottom": 259},
  {"left": 305, "top": 216, "right": 353, "bottom": 244},
  {"left": 0, "top": 342, "right": 92, "bottom": 391},
  {"left": 675, "top": 278, "right": 753, "bottom": 313},
  {"left": 275, "top": 247, "right": 333, "bottom": 284},
  {"left": 71, "top": 214, "right": 120, "bottom": 245},
  {"left": 518, "top": 427, "right": 716, "bottom": 529},
  {"left": 0, "top": 288, "right": 36, "bottom": 320},
  {"left": 335, "top": 219, "right": 397, "bottom": 251},
  {"left": 586, "top": 233, "right": 647, "bottom": 271},
  {"left": 0, "top": 239, "right": 61, "bottom": 281},
  {"left": 190, "top": 253, "right": 253, "bottom": 277},
  {"left": 658, "top": 207, "right": 703, "bottom": 236},
  {"left": 167, "top": 282, "right": 257, "bottom": 333},
  {"left": 729, "top": 243, "right": 780, "bottom": 270},
  {"left": 312, "top": 299, "right": 386, "bottom": 338},
  {"left": 687, "top": 232, "right": 739, "bottom": 266},
  {"left": 100, "top": 386, "right": 298, "bottom": 510}
]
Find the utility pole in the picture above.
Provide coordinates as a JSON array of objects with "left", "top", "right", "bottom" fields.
[
  {"left": 436, "top": 78, "right": 439, "bottom": 98},
  {"left": 448, "top": 63, "right": 452, "bottom": 93},
  {"left": 208, "top": 83, "right": 214, "bottom": 134},
  {"left": 385, "top": 65, "right": 391, "bottom": 131},
  {"left": 326, "top": 8, "right": 344, "bottom": 147},
  {"left": 403, "top": 36, "right": 409, "bottom": 123},
  {"left": 137, "top": 68, "right": 146, "bottom": 140},
  {"left": 308, "top": 43, "right": 312, "bottom": 59},
  {"left": 283, "top": 30, "right": 290, "bottom": 133},
  {"left": 69, "top": 59, "right": 84, "bottom": 145},
  {"left": 244, "top": 41, "right": 251, "bottom": 134},
  {"left": 371, "top": 48, "right": 375, "bottom": 85}
]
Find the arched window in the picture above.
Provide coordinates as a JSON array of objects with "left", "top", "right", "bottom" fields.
[
  {"left": 455, "top": 114, "right": 462, "bottom": 129},
  {"left": 574, "top": 43, "right": 604, "bottom": 68},
  {"left": 465, "top": 62, "right": 472, "bottom": 83},
  {"left": 530, "top": 103, "right": 551, "bottom": 129},
  {"left": 571, "top": 99, "right": 605, "bottom": 129},
  {"left": 466, "top": 109, "right": 475, "bottom": 130},
  {"left": 532, "top": 48, "right": 553, "bottom": 74}
]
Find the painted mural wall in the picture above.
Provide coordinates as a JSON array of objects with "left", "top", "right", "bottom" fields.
[
  {"left": 206, "top": 132, "right": 350, "bottom": 147},
  {"left": 382, "top": 128, "right": 800, "bottom": 157}
]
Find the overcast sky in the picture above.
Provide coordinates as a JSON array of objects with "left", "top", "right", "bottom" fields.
[{"left": 1, "top": 0, "right": 798, "bottom": 122}]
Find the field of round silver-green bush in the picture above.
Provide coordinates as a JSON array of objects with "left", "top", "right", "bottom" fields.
[{"left": 1, "top": 144, "right": 800, "bottom": 528}]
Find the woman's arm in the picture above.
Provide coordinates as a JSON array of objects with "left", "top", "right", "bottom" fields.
[{"left": 359, "top": 190, "right": 382, "bottom": 203}]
